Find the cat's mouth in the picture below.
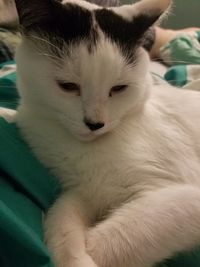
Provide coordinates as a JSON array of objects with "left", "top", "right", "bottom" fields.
[
  {"left": 75, "top": 120, "right": 119, "bottom": 141},
  {"left": 77, "top": 128, "right": 109, "bottom": 141},
  {"left": 78, "top": 133, "right": 98, "bottom": 141},
  {"left": 78, "top": 131, "right": 106, "bottom": 141}
]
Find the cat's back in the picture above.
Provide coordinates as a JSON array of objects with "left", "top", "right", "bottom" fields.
[
  {"left": 151, "top": 84, "right": 200, "bottom": 139},
  {"left": 118, "top": 84, "right": 200, "bottom": 186}
]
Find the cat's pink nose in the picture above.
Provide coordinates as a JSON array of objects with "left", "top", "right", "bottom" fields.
[{"left": 84, "top": 119, "right": 105, "bottom": 131}]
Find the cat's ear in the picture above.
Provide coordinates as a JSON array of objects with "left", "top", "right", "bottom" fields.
[
  {"left": 15, "top": 0, "right": 55, "bottom": 30},
  {"left": 95, "top": 0, "right": 171, "bottom": 49},
  {"left": 114, "top": 0, "right": 171, "bottom": 28}
]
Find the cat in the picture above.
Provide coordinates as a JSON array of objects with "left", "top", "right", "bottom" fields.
[{"left": 14, "top": 0, "right": 200, "bottom": 267}]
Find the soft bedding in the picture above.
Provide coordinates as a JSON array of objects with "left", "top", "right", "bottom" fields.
[{"left": 161, "top": 31, "right": 200, "bottom": 89}]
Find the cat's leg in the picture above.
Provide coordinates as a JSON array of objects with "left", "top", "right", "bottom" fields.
[
  {"left": 87, "top": 184, "right": 200, "bottom": 267},
  {"left": 44, "top": 193, "right": 98, "bottom": 267},
  {"left": 0, "top": 107, "right": 16, "bottom": 122}
]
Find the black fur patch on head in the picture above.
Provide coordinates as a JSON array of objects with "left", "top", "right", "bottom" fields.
[
  {"left": 16, "top": 0, "right": 158, "bottom": 62},
  {"left": 95, "top": 9, "right": 159, "bottom": 63},
  {"left": 16, "top": 0, "right": 98, "bottom": 52},
  {"left": 30, "top": 4, "right": 91, "bottom": 42}
]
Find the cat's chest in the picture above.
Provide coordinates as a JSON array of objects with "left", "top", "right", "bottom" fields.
[
  {"left": 40, "top": 131, "right": 141, "bottom": 185},
  {"left": 41, "top": 131, "right": 152, "bottom": 209},
  {"left": 19, "top": 105, "right": 200, "bottom": 195},
  {"left": 34, "top": 119, "right": 199, "bottom": 190}
]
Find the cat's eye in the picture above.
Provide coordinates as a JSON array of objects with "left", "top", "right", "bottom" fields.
[
  {"left": 57, "top": 80, "right": 80, "bottom": 94},
  {"left": 109, "top": 85, "right": 128, "bottom": 97}
]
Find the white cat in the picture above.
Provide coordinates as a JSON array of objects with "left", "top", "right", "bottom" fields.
[{"left": 14, "top": 0, "right": 200, "bottom": 267}]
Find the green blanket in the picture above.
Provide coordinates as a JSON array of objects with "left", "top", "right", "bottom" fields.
[
  {"left": 1, "top": 61, "right": 200, "bottom": 267},
  {"left": 0, "top": 61, "right": 58, "bottom": 267},
  {"left": 161, "top": 31, "right": 200, "bottom": 90}
]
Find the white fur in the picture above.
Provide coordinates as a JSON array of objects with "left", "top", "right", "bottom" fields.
[
  {"left": 14, "top": 0, "right": 200, "bottom": 267},
  {"left": 0, "top": 107, "right": 16, "bottom": 122}
]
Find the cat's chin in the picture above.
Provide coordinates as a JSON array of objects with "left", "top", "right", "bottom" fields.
[
  {"left": 75, "top": 133, "right": 100, "bottom": 142},
  {"left": 73, "top": 131, "right": 109, "bottom": 142}
]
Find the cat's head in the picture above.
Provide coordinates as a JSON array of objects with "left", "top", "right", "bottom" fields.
[{"left": 15, "top": 0, "right": 171, "bottom": 141}]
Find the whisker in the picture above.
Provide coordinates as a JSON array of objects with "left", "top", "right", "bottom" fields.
[
  {"left": 0, "top": 102, "right": 18, "bottom": 106},
  {"left": 0, "top": 98, "right": 18, "bottom": 103},
  {"left": 36, "top": 53, "right": 64, "bottom": 68},
  {"left": 26, "top": 34, "right": 63, "bottom": 55},
  {"left": 36, "top": 52, "right": 62, "bottom": 62},
  {"left": 0, "top": 85, "right": 17, "bottom": 88}
]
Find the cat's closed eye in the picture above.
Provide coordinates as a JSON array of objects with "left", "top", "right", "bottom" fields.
[
  {"left": 109, "top": 85, "right": 128, "bottom": 97},
  {"left": 56, "top": 80, "right": 80, "bottom": 95}
]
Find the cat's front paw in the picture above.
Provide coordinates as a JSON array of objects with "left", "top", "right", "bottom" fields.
[
  {"left": 54, "top": 254, "right": 98, "bottom": 267},
  {"left": 69, "top": 254, "right": 98, "bottom": 267},
  {"left": 0, "top": 107, "right": 16, "bottom": 122}
]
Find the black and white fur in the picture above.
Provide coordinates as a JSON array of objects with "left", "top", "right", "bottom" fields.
[{"left": 13, "top": 0, "right": 200, "bottom": 267}]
